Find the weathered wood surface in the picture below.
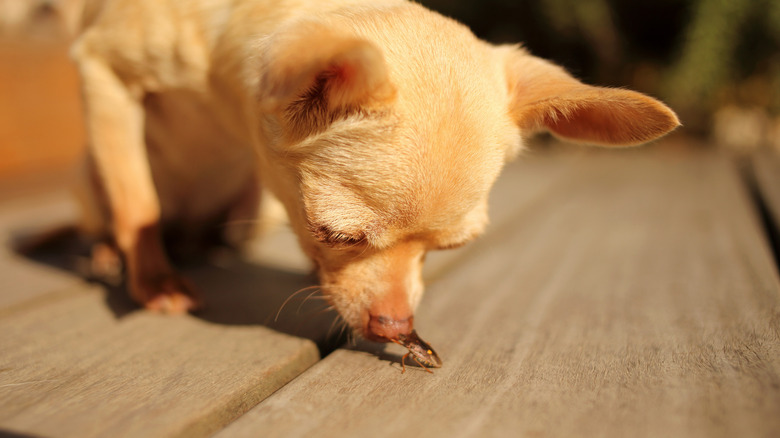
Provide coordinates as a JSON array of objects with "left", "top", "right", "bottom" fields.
[
  {"left": 0, "top": 292, "right": 319, "bottom": 438},
  {"left": 218, "top": 147, "right": 780, "bottom": 438},
  {"left": 0, "top": 190, "right": 83, "bottom": 313},
  {"left": 0, "top": 191, "right": 337, "bottom": 437},
  {"left": 0, "top": 147, "right": 588, "bottom": 438},
  {"left": 2, "top": 146, "right": 779, "bottom": 438}
]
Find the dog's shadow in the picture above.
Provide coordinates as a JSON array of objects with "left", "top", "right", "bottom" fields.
[{"left": 11, "top": 227, "right": 347, "bottom": 354}]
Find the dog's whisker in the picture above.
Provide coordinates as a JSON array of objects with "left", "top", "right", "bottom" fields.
[
  {"left": 317, "top": 305, "right": 336, "bottom": 314},
  {"left": 354, "top": 243, "right": 371, "bottom": 260},
  {"left": 274, "top": 284, "right": 322, "bottom": 322},
  {"left": 327, "top": 315, "right": 339, "bottom": 339},
  {"left": 295, "top": 287, "right": 328, "bottom": 314},
  {"left": 327, "top": 312, "right": 347, "bottom": 340},
  {"left": 340, "top": 319, "right": 354, "bottom": 345},
  {"left": 285, "top": 302, "right": 337, "bottom": 322}
]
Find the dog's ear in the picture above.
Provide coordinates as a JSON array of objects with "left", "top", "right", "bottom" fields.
[
  {"left": 259, "top": 23, "right": 396, "bottom": 117},
  {"left": 503, "top": 47, "right": 680, "bottom": 146}
]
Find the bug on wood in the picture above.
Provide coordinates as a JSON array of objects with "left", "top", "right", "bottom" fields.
[{"left": 390, "top": 330, "right": 442, "bottom": 373}]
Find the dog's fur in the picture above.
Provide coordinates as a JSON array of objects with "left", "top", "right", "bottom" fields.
[{"left": 68, "top": 0, "right": 679, "bottom": 342}]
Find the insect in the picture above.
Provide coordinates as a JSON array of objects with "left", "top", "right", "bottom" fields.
[{"left": 390, "top": 330, "right": 442, "bottom": 374}]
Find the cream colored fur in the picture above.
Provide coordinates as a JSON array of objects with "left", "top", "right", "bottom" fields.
[{"left": 69, "top": 0, "right": 679, "bottom": 341}]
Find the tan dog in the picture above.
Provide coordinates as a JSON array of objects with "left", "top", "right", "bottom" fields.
[{"left": 68, "top": 0, "right": 678, "bottom": 343}]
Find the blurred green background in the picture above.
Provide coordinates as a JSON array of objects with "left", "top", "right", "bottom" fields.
[{"left": 419, "top": 0, "right": 780, "bottom": 143}]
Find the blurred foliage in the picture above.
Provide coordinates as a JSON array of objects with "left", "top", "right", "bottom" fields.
[{"left": 420, "top": 0, "right": 780, "bottom": 136}]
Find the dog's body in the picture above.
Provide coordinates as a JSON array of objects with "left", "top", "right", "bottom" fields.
[{"left": 69, "top": 0, "right": 678, "bottom": 342}]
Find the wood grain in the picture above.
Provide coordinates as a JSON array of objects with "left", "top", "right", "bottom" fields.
[
  {"left": 0, "top": 191, "right": 337, "bottom": 438},
  {"left": 0, "top": 287, "right": 320, "bottom": 438},
  {"left": 0, "top": 190, "right": 84, "bottom": 313},
  {"left": 217, "top": 147, "right": 780, "bottom": 438}
]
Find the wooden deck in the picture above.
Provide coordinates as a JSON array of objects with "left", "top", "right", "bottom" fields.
[{"left": 1, "top": 142, "right": 779, "bottom": 438}]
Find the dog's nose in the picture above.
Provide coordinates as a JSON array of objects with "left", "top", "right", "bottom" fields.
[{"left": 366, "top": 314, "right": 413, "bottom": 342}]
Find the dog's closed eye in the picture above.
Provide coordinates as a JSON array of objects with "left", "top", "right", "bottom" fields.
[{"left": 310, "top": 224, "right": 367, "bottom": 248}]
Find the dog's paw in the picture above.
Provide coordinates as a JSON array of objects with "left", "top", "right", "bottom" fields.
[{"left": 132, "top": 274, "right": 203, "bottom": 315}]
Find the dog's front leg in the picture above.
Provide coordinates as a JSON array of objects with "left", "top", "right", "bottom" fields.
[{"left": 76, "top": 53, "right": 200, "bottom": 314}]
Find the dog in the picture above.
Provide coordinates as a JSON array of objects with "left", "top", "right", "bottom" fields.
[{"left": 67, "top": 0, "right": 679, "bottom": 344}]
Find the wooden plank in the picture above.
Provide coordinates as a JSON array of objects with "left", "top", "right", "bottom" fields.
[
  {"left": 0, "top": 190, "right": 84, "bottom": 313},
  {"left": 0, "top": 192, "right": 341, "bottom": 437},
  {"left": 0, "top": 283, "right": 323, "bottom": 438},
  {"left": 217, "top": 147, "right": 780, "bottom": 438}
]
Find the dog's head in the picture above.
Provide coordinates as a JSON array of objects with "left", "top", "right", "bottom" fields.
[{"left": 252, "top": 7, "right": 679, "bottom": 342}]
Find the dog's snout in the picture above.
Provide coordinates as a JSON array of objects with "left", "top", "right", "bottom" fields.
[{"left": 366, "top": 314, "right": 413, "bottom": 342}]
